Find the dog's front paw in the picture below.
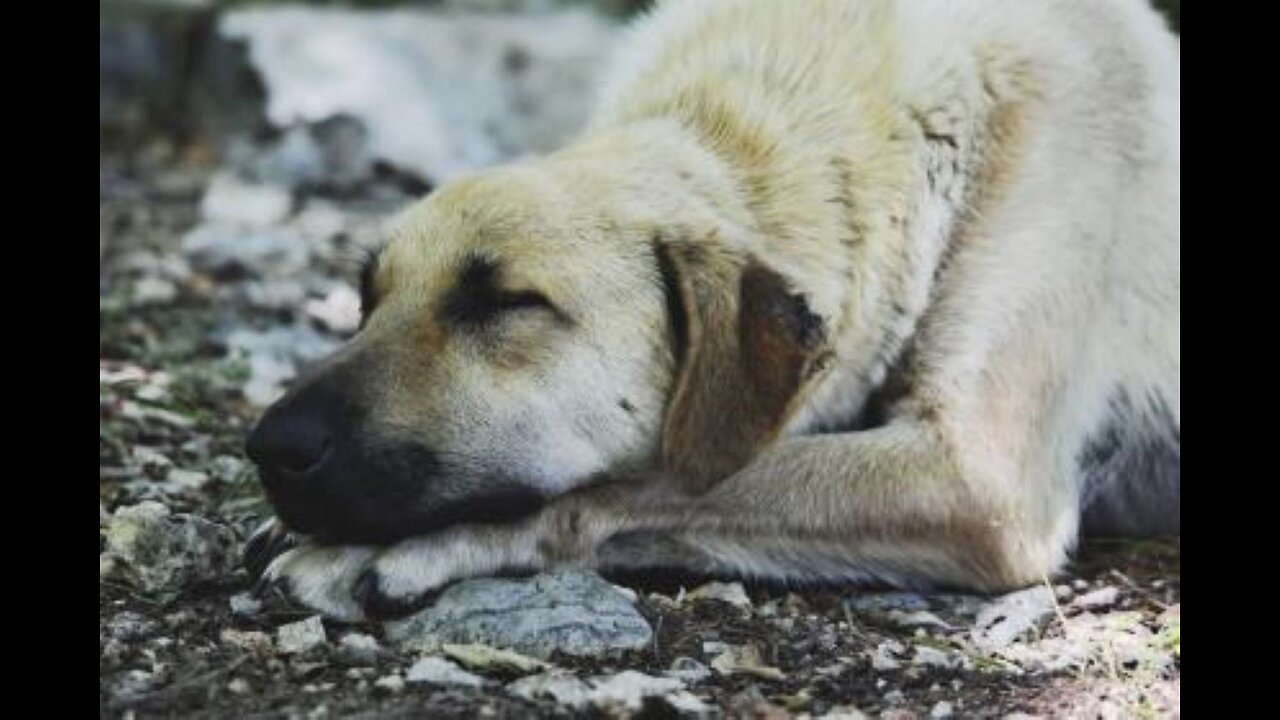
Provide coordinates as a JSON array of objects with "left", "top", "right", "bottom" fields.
[
  {"left": 259, "top": 541, "right": 377, "bottom": 622},
  {"left": 353, "top": 527, "right": 543, "bottom": 620}
]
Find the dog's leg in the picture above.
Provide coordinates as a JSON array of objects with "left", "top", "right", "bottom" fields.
[{"left": 336, "top": 419, "right": 1073, "bottom": 619}]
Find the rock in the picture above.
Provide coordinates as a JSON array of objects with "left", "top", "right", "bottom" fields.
[
  {"left": 227, "top": 678, "right": 251, "bottom": 694},
  {"left": 1000, "top": 610, "right": 1174, "bottom": 674},
  {"left": 405, "top": 656, "right": 486, "bottom": 688},
  {"left": 685, "top": 580, "right": 752, "bottom": 609},
  {"left": 99, "top": 501, "right": 240, "bottom": 595},
  {"left": 182, "top": 223, "right": 310, "bottom": 278},
  {"left": 702, "top": 640, "right": 730, "bottom": 656},
  {"left": 508, "top": 671, "right": 593, "bottom": 707},
  {"left": 111, "top": 669, "right": 159, "bottom": 701},
  {"left": 441, "top": 643, "right": 551, "bottom": 674},
  {"left": 373, "top": 673, "right": 405, "bottom": 694},
  {"left": 971, "top": 587, "right": 1056, "bottom": 651},
  {"left": 665, "top": 656, "right": 712, "bottom": 683},
  {"left": 222, "top": 323, "right": 341, "bottom": 406},
  {"left": 277, "top": 616, "right": 328, "bottom": 655},
  {"left": 511, "top": 670, "right": 702, "bottom": 712},
  {"left": 930, "top": 701, "right": 955, "bottom": 718},
  {"left": 710, "top": 642, "right": 786, "bottom": 682},
  {"left": 132, "top": 276, "right": 178, "bottom": 305},
  {"left": 200, "top": 172, "right": 294, "bottom": 227},
  {"left": 304, "top": 285, "right": 361, "bottom": 334},
  {"left": 870, "top": 641, "right": 905, "bottom": 672},
  {"left": 384, "top": 570, "right": 652, "bottom": 659},
  {"left": 210, "top": 455, "right": 249, "bottom": 484},
  {"left": 220, "top": 6, "right": 616, "bottom": 185},
  {"left": 584, "top": 671, "right": 689, "bottom": 712},
  {"left": 337, "top": 633, "right": 382, "bottom": 665},
  {"left": 107, "top": 612, "right": 158, "bottom": 642},
  {"left": 925, "top": 594, "right": 988, "bottom": 619},
  {"left": 888, "top": 610, "right": 952, "bottom": 630},
  {"left": 230, "top": 592, "right": 263, "bottom": 617},
  {"left": 165, "top": 468, "right": 211, "bottom": 491},
  {"left": 845, "top": 593, "right": 931, "bottom": 613},
  {"left": 911, "top": 646, "right": 966, "bottom": 670},
  {"left": 221, "top": 629, "right": 274, "bottom": 656},
  {"left": 1071, "top": 586, "right": 1120, "bottom": 611}
]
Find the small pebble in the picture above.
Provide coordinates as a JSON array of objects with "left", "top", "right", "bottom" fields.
[{"left": 278, "top": 616, "right": 327, "bottom": 655}]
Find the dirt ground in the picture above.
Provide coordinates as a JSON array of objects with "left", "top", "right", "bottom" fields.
[{"left": 99, "top": 148, "right": 1179, "bottom": 720}]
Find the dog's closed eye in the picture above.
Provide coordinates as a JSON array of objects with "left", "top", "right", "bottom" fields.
[{"left": 442, "top": 256, "right": 566, "bottom": 328}]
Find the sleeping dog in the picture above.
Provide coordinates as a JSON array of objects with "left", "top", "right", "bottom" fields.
[{"left": 244, "top": 0, "right": 1180, "bottom": 621}]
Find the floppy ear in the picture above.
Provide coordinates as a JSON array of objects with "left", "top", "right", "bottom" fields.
[{"left": 656, "top": 238, "right": 834, "bottom": 493}]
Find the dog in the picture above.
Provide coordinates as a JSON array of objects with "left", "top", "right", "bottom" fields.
[{"left": 243, "top": 0, "right": 1179, "bottom": 621}]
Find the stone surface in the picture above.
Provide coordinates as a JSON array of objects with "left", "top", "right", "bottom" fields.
[
  {"left": 971, "top": 587, "right": 1056, "bottom": 651},
  {"left": 384, "top": 570, "right": 652, "bottom": 658},
  {"left": 405, "top": 656, "right": 486, "bottom": 688},
  {"left": 99, "top": 501, "right": 239, "bottom": 595},
  {"left": 220, "top": 6, "right": 616, "bottom": 185},
  {"left": 277, "top": 616, "right": 327, "bottom": 655}
]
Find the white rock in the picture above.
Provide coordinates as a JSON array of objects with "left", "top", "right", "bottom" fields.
[
  {"left": 277, "top": 616, "right": 327, "bottom": 655},
  {"left": 132, "top": 276, "right": 178, "bottom": 305},
  {"left": 165, "top": 468, "right": 211, "bottom": 491},
  {"left": 305, "top": 285, "right": 362, "bottom": 334},
  {"left": 685, "top": 581, "right": 752, "bottom": 609},
  {"left": 220, "top": 7, "right": 616, "bottom": 184},
  {"left": 665, "top": 656, "right": 712, "bottom": 683},
  {"left": 337, "top": 633, "right": 381, "bottom": 664},
  {"left": 911, "top": 646, "right": 966, "bottom": 670},
  {"left": 230, "top": 592, "right": 263, "bottom": 617},
  {"left": 888, "top": 610, "right": 951, "bottom": 629},
  {"left": 971, "top": 587, "right": 1056, "bottom": 651},
  {"left": 508, "top": 671, "right": 593, "bottom": 707},
  {"left": 870, "top": 641, "right": 904, "bottom": 672},
  {"left": 406, "top": 656, "right": 486, "bottom": 688},
  {"left": 200, "top": 172, "right": 293, "bottom": 227},
  {"left": 374, "top": 674, "right": 405, "bottom": 694},
  {"left": 586, "top": 670, "right": 686, "bottom": 712},
  {"left": 1071, "top": 586, "right": 1120, "bottom": 611},
  {"left": 930, "top": 701, "right": 955, "bottom": 718}
]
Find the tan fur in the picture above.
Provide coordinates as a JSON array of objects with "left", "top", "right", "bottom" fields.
[{"left": 252, "top": 0, "right": 1180, "bottom": 620}]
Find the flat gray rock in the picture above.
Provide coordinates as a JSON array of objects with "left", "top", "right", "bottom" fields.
[
  {"left": 384, "top": 570, "right": 652, "bottom": 659},
  {"left": 971, "top": 587, "right": 1056, "bottom": 651}
]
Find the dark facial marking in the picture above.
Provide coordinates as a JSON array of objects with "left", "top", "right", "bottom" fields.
[
  {"left": 441, "top": 255, "right": 564, "bottom": 328},
  {"left": 619, "top": 398, "right": 636, "bottom": 414}
]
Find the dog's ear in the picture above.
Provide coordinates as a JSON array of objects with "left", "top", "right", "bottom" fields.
[{"left": 655, "top": 237, "right": 834, "bottom": 493}]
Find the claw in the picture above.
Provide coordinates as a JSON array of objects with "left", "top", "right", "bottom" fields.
[{"left": 242, "top": 519, "right": 298, "bottom": 580}]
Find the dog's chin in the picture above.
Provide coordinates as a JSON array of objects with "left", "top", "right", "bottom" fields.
[{"left": 294, "top": 485, "right": 550, "bottom": 546}]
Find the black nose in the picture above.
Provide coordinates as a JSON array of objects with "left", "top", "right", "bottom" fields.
[
  {"left": 246, "top": 403, "right": 332, "bottom": 477},
  {"left": 245, "top": 374, "right": 357, "bottom": 534}
]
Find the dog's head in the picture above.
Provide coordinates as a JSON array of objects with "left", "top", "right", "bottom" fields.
[{"left": 246, "top": 162, "right": 832, "bottom": 543}]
